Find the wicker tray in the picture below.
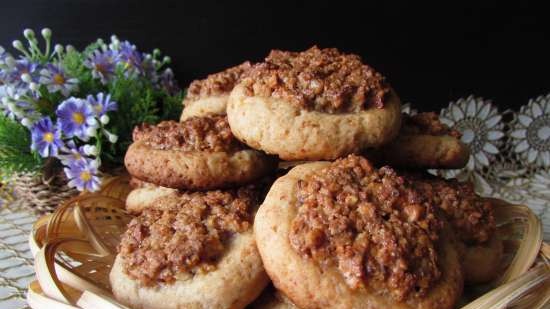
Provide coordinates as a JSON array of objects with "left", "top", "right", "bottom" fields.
[{"left": 25, "top": 175, "right": 550, "bottom": 309}]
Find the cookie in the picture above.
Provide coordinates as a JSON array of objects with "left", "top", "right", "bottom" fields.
[
  {"left": 124, "top": 116, "right": 277, "bottom": 190},
  {"left": 227, "top": 47, "right": 402, "bottom": 161},
  {"left": 255, "top": 156, "right": 463, "bottom": 309},
  {"left": 180, "top": 62, "right": 251, "bottom": 121},
  {"left": 111, "top": 188, "right": 269, "bottom": 309},
  {"left": 461, "top": 234, "right": 503, "bottom": 284},
  {"left": 250, "top": 286, "right": 298, "bottom": 309},
  {"left": 404, "top": 172, "right": 502, "bottom": 283},
  {"left": 366, "top": 112, "right": 470, "bottom": 168},
  {"left": 125, "top": 183, "right": 176, "bottom": 214}
]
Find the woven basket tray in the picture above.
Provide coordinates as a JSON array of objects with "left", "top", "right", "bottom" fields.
[
  {"left": 26, "top": 175, "right": 550, "bottom": 309},
  {"left": 11, "top": 171, "right": 79, "bottom": 214}
]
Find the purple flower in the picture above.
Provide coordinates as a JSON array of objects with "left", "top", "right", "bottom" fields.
[
  {"left": 56, "top": 97, "right": 97, "bottom": 140},
  {"left": 158, "top": 68, "right": 181, "bottom": 95},
  {"left": 84, "top": 50, "right": 116, "bottom": 84},
  {"left": 6, "top": 59, "right": 39, "bottom": 89},
  {"left": 64, "top": 158, "right": 101, "bottom": 192},
  {"left": 86, "top": 92, "right": 117, "bottom": 116},
  {"left": 39, "top": 64, "right": 78, "bottom": 96},
  {"left": 58, "top": 140, "right": 87, "bottom": 165},
  {"left": 116, "top": 41, "right": 143, "bottom": 75},
  {"left": 30, "top": 117, "right": 63, "bottom": 157}
]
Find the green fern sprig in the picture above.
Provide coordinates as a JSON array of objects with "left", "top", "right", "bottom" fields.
[{"left": 0, "top": 115, "right": 42, "bottom": 177}]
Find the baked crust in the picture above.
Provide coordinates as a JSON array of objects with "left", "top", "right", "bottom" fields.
[
  {"left": 125, "top": 185, "right": 177, "bottom": 214},
  {"left": 125, "top": 139, "right": 276, "bottom": 189},
  {"left": 180, "top": 95, "right": 229, "bottom": 121},
  {"left": 461, "top": 233, "right": 504, "bottom": 284},
  {"left": 180, "top": 62, "right": 252, "bottom": 121},
  {"left": 227, "top": 85, "right": 401, "bottom": 160},
  {"left": 254, "top": 162, "right": 463, "bottom": 309},
  {"left": 110, "top": 229, "right": 269, "bottom": 309}
]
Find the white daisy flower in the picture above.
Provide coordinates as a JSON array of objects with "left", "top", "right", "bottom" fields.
[
  {"left": 510, "top": 94, "right": 550, "bottom": 167},
  {"left": 439, "top": 96, "right": 505, "bottom": 172}
]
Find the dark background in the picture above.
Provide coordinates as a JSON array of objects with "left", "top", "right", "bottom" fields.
[{"left": 1, "top": 0, "right": 549, "bottom": 111}]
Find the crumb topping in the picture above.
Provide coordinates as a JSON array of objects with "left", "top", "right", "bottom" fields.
[
  {"left": 186, "top": 62, "right": 252, "bottom": 101},
  {"left": 119, "top": 188, "right": 257, "bottom": 286},
  {"left": 132, "top": 116, "right": 242, "bottom": 152},
  {"left": 240, "top": 46, "right": 390, "bottom": 113},
  {"left": 289, "top": 155, "right": 443, "bottom": 301}
]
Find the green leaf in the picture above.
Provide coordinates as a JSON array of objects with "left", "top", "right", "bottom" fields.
[{"left": 0, "top": 115, "right": 42, "bottom": 177}]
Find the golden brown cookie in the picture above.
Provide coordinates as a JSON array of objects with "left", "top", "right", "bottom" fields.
[
  {"left": 404, "top": 172, "right": 502, "bottom": 284},
  {"left": 255, "top": 156, "right": 463, "bottom": 309},
  {"left": 366, "top": 112, "right": 470, "bottom": 169},
  {"left": 111, "top": 188, "right": 269, "bottom": 309},
  {"left": 124, "top": 116, "right": 277, "bottom": 190},
  {"left": 125, "top": 184, "right": 176, "bottom": 214},
  {"left": 180, "top": 62, "right": 251, "bottom": 121},
  {"left": 227, "top": 47, "right": 402, "bottom": 161}
]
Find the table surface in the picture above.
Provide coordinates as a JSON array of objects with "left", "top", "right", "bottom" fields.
[{"left": 0, "top": 199, "right": 36, "bottom": 309}]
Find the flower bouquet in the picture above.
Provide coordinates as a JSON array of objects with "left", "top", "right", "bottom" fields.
[{"left": 0, "top": 28, "right": 184, "bottom": 212}]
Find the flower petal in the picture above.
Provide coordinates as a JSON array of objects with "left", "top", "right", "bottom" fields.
[
  {"left": 466, "top": 100, "right": 477, "bottom": 117},
  {"left": 483, "top": 143, "right": 499, "bottom": 154},
  {"left": 477, "top": 103, "right": 491, "bottom": 120},
  {"left": 532, "top": 102, "right": 543, "bottom": 117},
  {"left": 514, "top": 140, "right": 530, "bottom": 153},
  {"left": 439, "top": 116, "right": 454, "bottom": 127},
  {"left": 485, "top": 115, "right": 502, "bottom": 129},
  {"left": 542, "top": 151, "right": 550, "bottom": 167},
  {"left": 466, "top": 157, "right": 475, "bottom": 171},
  {"left": 487, "top": 130, "right": 505, "bottom": 140},
  {"left": 518, "top": 115, "right": 533, "bottom": 127},
  {"left": 473, "top": 172, "right": 493, "bottom": 195},
  {"left": 510, "top": 129, "right": 526, "bottom": 139},
  {"left": 475, "top": 151, "right": 490, "bottom": 166},
  {"left": 451, "top": 105, "right": 464, "bottom": 121},
  {"left": 527, "top": 149, "right": 538, "bottom": 163}
]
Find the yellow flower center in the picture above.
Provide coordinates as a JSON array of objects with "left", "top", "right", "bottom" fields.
[
  {"left": 80, "top": 171, "right": 92, "bottom": 182},
  {"left": 72, "top": 112, "right": 85, "bottom": 124},
  {"left": 53, "top": 73, "right": 65, "bottom": 85},
  {"left": 43, "top": 132, "right": 54, "bottom": 143}
]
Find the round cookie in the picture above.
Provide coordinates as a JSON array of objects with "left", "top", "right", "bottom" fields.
[
  {"left": 255, "top": 156, "right": 463, "bottom": 309},
  {"left": 180, "top": 62, "right": 251, "bottom": 121},
  {"left": 125, "top": 116, "right": 277, "bottom": 190},
  {"left": 366, "top": 112, "right": 470, "bottom": 169},
  {"left": 404, "top": 172, "right": 502, "bottom": 284},
  {"left": 111, "top": 188, "right": 269, "bottom": 309},
  {"left": 227, "top": 47, "right": 402, "bottom": 161}
]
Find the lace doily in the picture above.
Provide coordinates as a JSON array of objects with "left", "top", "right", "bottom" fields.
[{"left": 404, "top": 94, "right": 550, "bottom": 238}]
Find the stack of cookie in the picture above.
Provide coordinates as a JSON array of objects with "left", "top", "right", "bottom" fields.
[
  {"left": 110, "top": 46, "right": 502, "bottom": 309},
  {"left": 111, "top": 115, "right": 277, "bottom": 308}
]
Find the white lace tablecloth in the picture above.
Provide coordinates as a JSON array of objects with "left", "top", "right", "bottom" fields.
[
  {"left": 0, "top": 94, "right": 548, "bottom": 309},
  {"left": 0, "top": 199, "right": 36, "bottom": 309}
]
